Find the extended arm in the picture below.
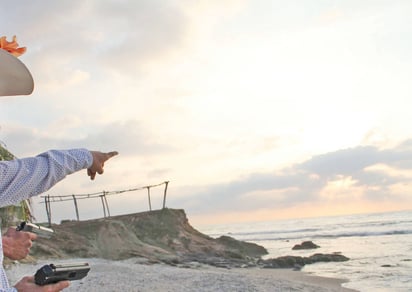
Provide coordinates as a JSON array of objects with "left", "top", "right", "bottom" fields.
[{"left": 0, "top": 149, "right": 118, "bottom": 207}]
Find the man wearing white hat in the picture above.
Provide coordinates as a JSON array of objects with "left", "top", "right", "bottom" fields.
[
  {"left": 0, "top": 38, "right": 118, "bottom": 291},
  {"left": 0, "top": 41, "right": 34, "bottom": 96}
]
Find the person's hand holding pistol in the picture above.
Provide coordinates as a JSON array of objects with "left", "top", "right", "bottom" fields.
[
  {"left": 3, "top": 221, "right": 54, "bottom": 260},
  {"left": 3, "top": 226, "right": 37, "bottom": 261},
  {"left": 5, "top": 222, "right": 73, "bottom": 291}
]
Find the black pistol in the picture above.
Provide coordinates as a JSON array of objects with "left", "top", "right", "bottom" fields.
[
  {"left": 16, "top": 221, "right": 54, "bottom": 238},
  {"left": 34, "top": 262, "right": 91, "bottom": 285}
]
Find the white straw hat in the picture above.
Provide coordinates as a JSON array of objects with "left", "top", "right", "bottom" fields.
[{"left": 0, "top": 48, "right": 34, "bottom": 96}]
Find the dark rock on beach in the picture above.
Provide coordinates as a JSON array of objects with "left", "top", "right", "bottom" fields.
[
  {"left": 216, "top": 235, "right": 267, "bottom": 258},
  {"left": 260, "top": 253, "right": 349, "bottom": 269},
  {"left": 292, "top": 241, "right": 320, "bottom": 250}
]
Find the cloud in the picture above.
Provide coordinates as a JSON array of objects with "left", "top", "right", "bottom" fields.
[
  {"left": 0, "top": 120, "right": 173, "bottom": 157},
  {"left": 172, "top": 142, "right": 412, "bottom": 215},
  {"left": 95, "top": 2, "right": 189, "bottom": 73},
  {"left": 298, "top": 146, "right": 380, "bottom": 177},
  {"left": 2, "top": 1, "right": 191, "bottom": 92}
]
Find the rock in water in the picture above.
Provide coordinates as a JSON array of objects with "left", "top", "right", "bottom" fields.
[{"left": 292, "top": 241, "right": 320, "bottom": 250}]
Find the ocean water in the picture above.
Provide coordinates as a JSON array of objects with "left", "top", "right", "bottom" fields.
[{"left": 198, "top": 210, "right": 412, "bottom": 292}]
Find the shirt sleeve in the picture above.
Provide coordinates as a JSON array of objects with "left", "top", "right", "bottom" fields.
[
  {"left": 0, "top": 264, "right": 17, "bottom": 291},
  {"left": 0, "top": 286, "right": 17, "bottom": 292},
  {"left": 0, "top": 149, "right": 93, "bottom": 207}
]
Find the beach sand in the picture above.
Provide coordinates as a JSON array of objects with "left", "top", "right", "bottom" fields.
[{"left": 6, "top": 258, "right": 357, "bottom": 292}]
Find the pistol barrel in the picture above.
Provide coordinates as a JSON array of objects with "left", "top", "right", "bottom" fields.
[{"left": 16, "top": 221, "right": 54, "bottom": 238}]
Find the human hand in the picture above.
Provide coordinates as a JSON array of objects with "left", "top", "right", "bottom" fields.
[
  {"left": 3, "top": 227, "right": 37, "bottom": 260},
  {"left": 87, "top": 151, "right": 118, "bottom": 180},
  {"left": 14, "top": 276, "right": 69, "bottom": 292}
]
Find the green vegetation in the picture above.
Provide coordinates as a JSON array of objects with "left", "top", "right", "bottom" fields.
[{"left": 0, "top": 145, "right": 14, "bottom": 161}]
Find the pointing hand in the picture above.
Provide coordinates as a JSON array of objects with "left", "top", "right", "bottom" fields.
[{"left": 87, "top": 151, "right": 119, "bottom": 180}]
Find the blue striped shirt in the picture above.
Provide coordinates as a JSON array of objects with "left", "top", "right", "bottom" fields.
[{"left": 0, "top": 149, "right": 93, "bottom": 290}]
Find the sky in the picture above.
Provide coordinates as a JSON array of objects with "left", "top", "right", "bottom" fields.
[{"left": 1, "top": 0, "right": 412, "bottom": 227}]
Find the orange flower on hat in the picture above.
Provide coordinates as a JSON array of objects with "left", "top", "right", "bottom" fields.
[{"left": 0, "top": 35, "right": 26, "bottom": 57}]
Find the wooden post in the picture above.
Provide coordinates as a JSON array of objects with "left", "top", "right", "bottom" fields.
[
  {"left": 147, "top": 187, "right": 152, "bottom": 211},
  {"left": 103, "top": 192, "right": 110, "bottom": 217},
  {"left": 72, "top": 195, "right": 80, "bottom": 221},
  {"left": 45, "top": 195, "right": 52, "bottom": 227},
  {"left": 100, "top": 195, "right": 106, "bottom": 218},
  {"left": 162, "top": 181, "right": 169, "bottom": 209}
]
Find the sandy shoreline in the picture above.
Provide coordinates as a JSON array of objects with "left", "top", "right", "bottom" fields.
[{"left": 6, "top": 258, "right": 358, "bottom": 292}]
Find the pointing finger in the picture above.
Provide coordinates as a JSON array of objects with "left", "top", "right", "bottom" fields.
[{"left": 106, "top": 151, "right": 118, "bottom": 159}]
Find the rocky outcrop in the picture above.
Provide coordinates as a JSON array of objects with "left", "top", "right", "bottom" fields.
[
  {"left": 27, "top": 208, "right": 349, "bottom": 269},
  {"left": 31, "top": 208, "right": 266, "bottom": 266}
]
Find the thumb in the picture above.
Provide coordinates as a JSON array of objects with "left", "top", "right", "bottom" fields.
[{"left": 49, "top": 280, "right": 70, "bottom": 291}]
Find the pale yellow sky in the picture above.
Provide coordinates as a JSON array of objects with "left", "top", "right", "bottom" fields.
[{"left": 1, "top": 0, "right": 412, "bottom": 226}]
